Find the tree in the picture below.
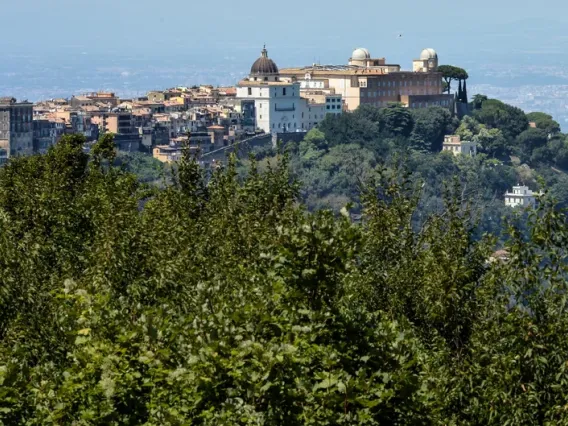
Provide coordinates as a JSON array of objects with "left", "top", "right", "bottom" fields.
[
  {"left": 378, "top": 103, "right": 414, "bottom": 137},
  {"left": 461, "top": 79, "right": 468, "bottom": 103},
  {"left": 526, "top": 111, "right": 561, "bottom": 134},
  {"left": 474, "top": 127, "right": 509, "bottom": 159},
  {"left": 438, "top": 65, "right": 469, "bottom": 95},
  {"left": 353, "top": 103, "right": 382, "bottom": 123},
  {"left": 471, "top": 94, "right": 488, "bottom": 110},
  {"left": 473, "top": 98, "right": 529, "bottom": 140},
  {"left": 515, "top": 128, "right": 549, "bottom": 161},
  {"left": 409, "top": 106, "right": 454, "bottom": 152}
]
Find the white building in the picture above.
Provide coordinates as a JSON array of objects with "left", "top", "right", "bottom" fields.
[
  {"left": 505, "top": 185, "right": 540, "bottom": 208},
  {"left": 236, "top": 46, "right": 341, "bottom": 134},
  {"left": 442, "top": 135, "right": 477, "bottom": 156}
]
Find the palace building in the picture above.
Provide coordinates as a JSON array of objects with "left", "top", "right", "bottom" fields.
[
  {"left": 278, "top": 47, "right": 454, "bottom": 112},
  {"left": 236, "top": 47, "right": 342, "bottom": 135}
]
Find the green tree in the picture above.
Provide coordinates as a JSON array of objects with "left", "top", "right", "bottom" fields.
[
  {"left": 473, "top": 98, "right": 529, "bottom": 140},
  {"left": 438, "top": 65, "right": 469, "bottom": 95},
  {"left": 515, "top": 128, "right": 549, "bottom": 162},
  {"left": 526, "top": 111, "right": 561, "bottom": 134},
  {"left": 378, "top": 103, "right": 414, "bottom": 137},
  {"left": 409, "top": 106, "right": 454, "bottom": 152}
]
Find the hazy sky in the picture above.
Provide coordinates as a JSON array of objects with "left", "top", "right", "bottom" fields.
[{"left": 1, "top": 0, "right": 567, "bottom": 66}]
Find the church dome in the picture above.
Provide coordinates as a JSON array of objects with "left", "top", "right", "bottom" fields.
[
  {"left": 420, "top": 48, "right": 438, "bottom": 60},
  {"left": 250, "top": 46, "right": 279, "bottom": 75},
  {"left": 351, "top": 47, "right": 371, "bottom": 60}
]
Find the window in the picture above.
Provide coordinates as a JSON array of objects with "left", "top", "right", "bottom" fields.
[
  {"left": 260, "top": 115, "right": 262, "bottom": 119},
  {"left": 283, "top": 88, "right": 287, "bottom": 96},
  {"left": 247, "top": 88, "right": 252, "bottom": 96},
  {"left": 278, "top": 123, "right": 281, "bottom": 128},
  {"left": 327, "top": 105, "right": 330, "bottom": 110}
]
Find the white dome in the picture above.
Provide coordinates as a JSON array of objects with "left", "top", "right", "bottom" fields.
[
  {"left": 420, "top": 48, "right": 438, "bottom": 60},
  {"left": 352, "top": 47, "right": 370, "bottom": 60}
]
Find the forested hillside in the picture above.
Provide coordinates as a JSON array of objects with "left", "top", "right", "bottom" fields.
[
  {"left": 244, "top": 97, "right": 568, "bottom": 240},
  {"left": 2, "top": 127, "right": 568, "bottom": 424}
]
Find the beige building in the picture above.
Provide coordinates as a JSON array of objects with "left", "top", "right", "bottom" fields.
[
  {"left": 279, "top": 47, "right": 453, "bottom": 112},
  {"left": 153, "top": 144, "right": 182, "bottom": 163},
  {"left": 442, "top": 135, "right": 477, "bottom": 156},
  {"left": 90, "top": 111, "right": 133, "bottom": 135}
]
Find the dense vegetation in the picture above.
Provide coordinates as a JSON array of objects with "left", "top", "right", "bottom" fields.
[
  {"left": 2, "top": 126, "right": 568, "bottom": 424},
  {"left": 245, "top": 99, "right": 568, "bottom": 240}
]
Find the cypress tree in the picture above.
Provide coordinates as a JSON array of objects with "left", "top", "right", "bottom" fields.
[
  {"left": 462, "top": 79, "right": 468, "bottom": 103},
  {"left": 457, "top": 80, "right": 463, "bottom": 103}
]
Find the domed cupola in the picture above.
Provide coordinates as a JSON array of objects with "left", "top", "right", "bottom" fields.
[
  {"left": 250, "top": 46, "right": 279, "bottom": 77},
  {"left": 420, "top": 48, "right": 438, "bottom": 60}
]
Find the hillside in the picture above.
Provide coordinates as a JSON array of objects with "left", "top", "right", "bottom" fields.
[{"left": 2, "top": 99, "right": 568, "bottom": 423}]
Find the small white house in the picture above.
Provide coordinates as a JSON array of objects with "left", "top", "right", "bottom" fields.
[
  {"left": 442, "top": 135, "right": 477, "bottom": 156},
  {"left": 505, "top": 185, "right": 540, "bottom": 208}
]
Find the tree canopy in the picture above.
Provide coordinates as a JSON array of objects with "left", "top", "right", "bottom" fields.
[
  {"left": 438, "top": 65, "right": 469, "bottom": 100},
  {"left": 2, "top": 99, "right": 568, "bottom": 424}
]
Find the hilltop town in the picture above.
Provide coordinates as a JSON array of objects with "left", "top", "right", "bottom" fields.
[{"left": 0, "top": 46, "right": 455, "bottom": 165}]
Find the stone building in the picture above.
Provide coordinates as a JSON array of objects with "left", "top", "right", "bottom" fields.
[
  {"left": 279, "top": 47, "right": 453, "bottom": 112},
  {"left": 442, "top": 135, "right": 477, "bottom": 156},
  {"left": 236, "top": 46, "right": 341, "bottom": 134},
  {"left": 0, "top": 97, "right": 33, "bottom": 159}
]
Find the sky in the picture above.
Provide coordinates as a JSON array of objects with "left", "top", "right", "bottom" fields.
[{"left": 2, "top": 0, "right": 568, "bottom": 66}]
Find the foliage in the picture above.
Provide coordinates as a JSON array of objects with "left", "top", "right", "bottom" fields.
[
  {"left": 410, "top": 106, "right": 456, "bottom": 152},
  {"left": 473, "top": 98, "right": 529, "bottom": 141},
  {"left": 438, "top": 65, "right": 469, "bottom": 95},
  {"left": 3, "top": 132, "right": 568, "bottom": 424},
  {"left": 114, "top": 151, "right": 168, "bottom": 184},
  {"left": 526, "top": 112, "right": 561, "bottom": 134},
  {"left": 2, "top": 96, "right": 568, "bottom": 424},
  {"left": 515, "top": 128, "right": 549, "bottom": 162}
]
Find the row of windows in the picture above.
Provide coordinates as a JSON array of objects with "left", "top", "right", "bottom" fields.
[
  {"left": 411, "top": 100, "right": 450, "bottom": 108},
  {"left": 361, "top": 79, "right": 439, "bottom": 88},
  {"left": 505, "top": 197, "right": 534, "bottom": 205},
  {"left": 363, "top": 89, "right": 439, "bottom": 97},
  {"left": 247, "top": 87, "right": 295, "bottom": 97},
  {"left": 326, "top": 105, "right": 341, "bottom": 110},
  {"left": 272, "top": 122, "right": 318, "bottom": 130},
  {"left": 260, "top": 112, "right": 325, "bottom": 120}
]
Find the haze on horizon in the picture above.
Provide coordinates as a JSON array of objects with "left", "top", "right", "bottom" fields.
[{"left": 2, "top": 0, "right": 568, "bottom": 65}]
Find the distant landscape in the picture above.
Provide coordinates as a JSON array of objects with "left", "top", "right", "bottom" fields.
[{"left": 3, "top": 19, "right": 568, "bottom": 128}]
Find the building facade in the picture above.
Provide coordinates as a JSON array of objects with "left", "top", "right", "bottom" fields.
[
  {"left": 279, "top": 48, "right": 453, "bottom": 112},
  {"left": 442, "top": 135, "right": 477, "bottom": 156},
  {"left": 236, "top": 47, "right": 342, "bottom": 134},
  {"left": 0, "top": 97, "right": 34, "bottom": 159},
  {"left": 505, "top": 185, "right": 540, "bottom": 208}
]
